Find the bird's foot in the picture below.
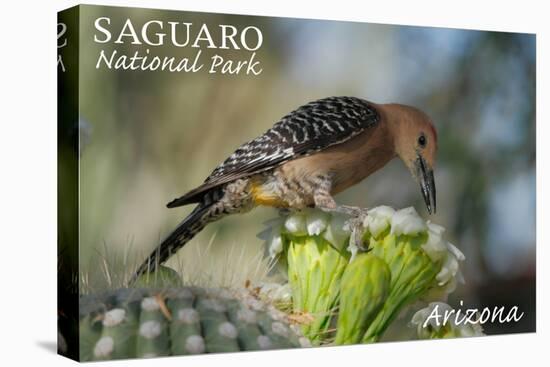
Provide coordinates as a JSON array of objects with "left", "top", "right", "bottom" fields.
[
  {"left": 318, "top": 204, "right": 370, "bottom": 253},
  {"left": 342, "top": 208, "right": 370, "bottom": 254}
]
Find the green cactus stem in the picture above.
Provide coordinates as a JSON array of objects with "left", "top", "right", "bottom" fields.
[
  {"left": 286, "top": 233, "right": 349, "bottom": 344},
  {"left": 361, "top": 231, "right": 440, "bottom": 342},
  {"left": 78, "top": 287, "right": 305, "bottom": 360},
  {"left": 335, "top": 254, "right": 390, "bottom": 344},
  {"left": 260, "top": 206, "right": 466, "bottom": 345}
]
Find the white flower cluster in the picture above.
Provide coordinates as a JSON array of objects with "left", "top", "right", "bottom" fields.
[
  {"left": 363, "top": 205, "right": 395, "bottom": 237},
  {"left": 258, "top": 209, "right": 349, "bottom": 260},
  {"left": 257, "top": 217, "right": 284, "bottom": 259},
  {"left": 261, "top": 206, "right": 465, "bottom": 300},
  {"left": 411, "top": 302, "right": 484, "bottom": 338},
  {"left": 363, "top": 206, "right": 465, "bottom": 297},
  {"left": 422, "top": 221, "right": 465, "bottom": 298},
  {"left": 347, "top": 206, "right": 430, "bottom": 258},
  {"left": 388, "top": 207, "right": 427, "bottom": 236},
  {"left": 361, "top": 206, "right": 428, "bottom": 237}
]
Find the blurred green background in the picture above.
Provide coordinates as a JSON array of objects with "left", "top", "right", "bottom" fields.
[{"left": 73, "top": 5, "right": 535, "bottom": 335}]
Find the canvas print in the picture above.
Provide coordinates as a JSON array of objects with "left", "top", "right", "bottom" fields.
[{"left": 57, "top": 4, "right": 536, "bottom": 361}]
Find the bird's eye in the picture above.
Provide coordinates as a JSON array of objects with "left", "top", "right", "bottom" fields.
[{"left": 418, "top": 134, "right": 427, "bottom": 148}]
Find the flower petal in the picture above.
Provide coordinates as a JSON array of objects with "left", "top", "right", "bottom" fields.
[
  {"left": 284, "top": 213, "right": 307, "bottom": 235},
  {"left": 391, "top": 207, "right": 427, "bottom": 236},
  {"left": 305, "top": 209, "right": 329, "bottom": 235},
  {"left": 366, "top": 206, "right": 395, "bottom": 237}
]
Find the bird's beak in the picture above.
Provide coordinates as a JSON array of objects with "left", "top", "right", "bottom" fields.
[{"left": 415, "top": 154, "right": 436, "bottom": 214}]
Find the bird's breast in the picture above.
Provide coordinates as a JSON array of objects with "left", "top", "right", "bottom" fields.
[
  {"left": 249, "top": 127, "right": 395, "bottom": 208},
  {"left": 279, "top": 129, "right": 395, "bottom": 195}
]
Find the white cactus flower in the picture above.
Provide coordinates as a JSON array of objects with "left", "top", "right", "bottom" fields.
[
  {"left": 446, "top": 242, "right": 466, "bottom": 261},
  {"left": 258, "top": 217, "right": 284, "bottom": 240},
  {"left": 436, "top": 253, "right": 458, "bottom": 285},
  {"left": 410, "top": 302, "right": 451, "bottom": 338},
  {"left": 435, "top": 242, "right": 465, "bottom": 288},
  {"left": 365, "top": 205, "right": 395, "bottom": 237},
  {"left": 268, "top": 233, "right": 284, "bottom": 259},
  {"left": 305, "top": 209, "right": 329, "bottom": 235},
  {"left": 323, "top": 213, "right": 350, "bottom": 249},
  {"left": 421, "top": 277, "right": 459, "bottom": 302},
  {"left": 391, "top": 207, "right": 428, "bottom": 236},
  {"left": 258, "top": 217, "right": 286, "bottom": 260},
  {"left": 421, "top": 221, "right": 449, "bottom": 262},
  {"left": 259, "top": 205, "right": 469, "bottom": 344},
  {"left": 284, "top": 213, "right": 307, "bottom": 235}
]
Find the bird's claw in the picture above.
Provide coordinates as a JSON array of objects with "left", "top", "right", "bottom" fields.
[
  {"left": 342, "top": 207, "right": 370, "bottom": 255},
  {"left": 334, "top": 205, "right": 364, "bottom": 217},
  {"left": 314, "top": 203, "right": 371, "bottom": 254}
]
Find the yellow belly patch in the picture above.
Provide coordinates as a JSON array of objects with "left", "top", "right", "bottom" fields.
[{"left": 250, "top": 182, "right": 286, "bottom": 207}]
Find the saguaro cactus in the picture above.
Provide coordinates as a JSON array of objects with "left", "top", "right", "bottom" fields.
[
  {"left": 261, "top": 209, "right": 351, "bottom": 344},
  {"left": 261, "top": 205, "right": 466, "bottom": 345},
  {"left": 79, "top": 287, "right": 308, "bottom": 361}
]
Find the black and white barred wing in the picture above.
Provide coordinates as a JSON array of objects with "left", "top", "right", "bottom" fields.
[{"left": 167, "top": 96, "right": 379, "bottom": 208}]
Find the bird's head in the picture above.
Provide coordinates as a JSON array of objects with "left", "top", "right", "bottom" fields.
[{"left": 385, "top": 104, "right": 438, "bottom": 214}]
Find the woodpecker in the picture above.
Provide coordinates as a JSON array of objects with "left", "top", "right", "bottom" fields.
[{"left": 132, "top": 96, "right": 437, "bottom": 282}]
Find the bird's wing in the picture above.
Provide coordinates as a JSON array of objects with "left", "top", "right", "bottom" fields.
[{"left": 167, "top": 96, "right": 380, "bottom": 208}]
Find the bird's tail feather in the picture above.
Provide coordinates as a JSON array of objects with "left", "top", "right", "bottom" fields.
[{"left": 129, "top": 203, "right": 218, "bottom": 284}]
